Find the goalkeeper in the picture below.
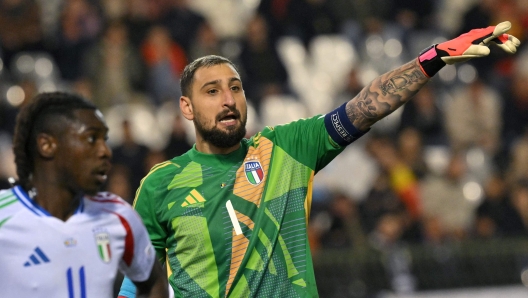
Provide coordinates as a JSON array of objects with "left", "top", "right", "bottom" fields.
[{"left": 119, "top": 21, "right": 520, "bottom": 298}]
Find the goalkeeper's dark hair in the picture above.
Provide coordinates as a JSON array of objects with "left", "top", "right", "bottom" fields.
[
  {"left": 13, "top": 92, "right": 96, "bottom": 191},
  {"left": 180, "top": 55, "right": 240, "bottom": 98}
]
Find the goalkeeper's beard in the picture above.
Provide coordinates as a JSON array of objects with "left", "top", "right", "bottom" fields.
[{"left": 194, "top": 111, "right": 247, "bottom": 148}]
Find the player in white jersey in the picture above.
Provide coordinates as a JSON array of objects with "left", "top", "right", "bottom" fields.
[{"left": 0, "top": 92, "right": 168, "bottom": 298}]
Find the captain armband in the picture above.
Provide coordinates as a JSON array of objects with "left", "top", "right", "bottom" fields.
[{"left": 324, "top": 103, "right": 368, "bottom": 147}]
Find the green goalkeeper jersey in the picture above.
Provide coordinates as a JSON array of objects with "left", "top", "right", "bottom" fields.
[{"left": 134, "top": 115, "right": 349, "bottom": 297}]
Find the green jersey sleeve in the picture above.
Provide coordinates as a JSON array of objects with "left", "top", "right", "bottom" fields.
[{"left": 264, "top": 114, "right": 345, "bottom": 173}]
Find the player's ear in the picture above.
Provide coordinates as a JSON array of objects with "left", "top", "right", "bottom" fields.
[
  {"left": 180, "top": 96, "right": 194, "bottom": 121},
  {"left": 36, "top": 133, "right": 57, "bottom": 159}
]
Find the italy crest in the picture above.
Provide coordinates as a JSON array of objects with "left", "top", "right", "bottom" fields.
[
  {"left": 244, "top": 161, "right": 264, "bottom": 185},
  {"left": 94, "top": 231, "right": 111, "bottom": 263}
]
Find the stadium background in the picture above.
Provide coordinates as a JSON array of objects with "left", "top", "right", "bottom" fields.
[{"left": 0, "top": 0, "right": 528, "bottom": 296}]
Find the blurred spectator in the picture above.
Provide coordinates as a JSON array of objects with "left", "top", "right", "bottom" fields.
[
  {"left": 163, "top": 113, "right": 192, "bottom": 159},
  {"left": 283, "top": 0, "right": 340, "bottom": 45},
  {"left": 188, "top": 21, "right": 222, "bottom": 61},
  {"left": 335, "top": 67, "right": 363, "bottom": 106},
  {"left": 366, "top": 136, "right": 422, "bottom": 221},
  {"left": 392, "top": 0, "right": 435, "bottom": 31},
  {"left": 52, "top": 0, "right": 102, "bottom": 81},
  {"left": 505, "top": 131, "right": 528, "bottom": 187},
  {"left": 398, "top": 83, "right": 447, "bottom": 146},
  {"left": 444, "top": 78, "right": 502, "bottom": 156},
  {"left": 143, "top": 150, "right": 168, "bottom": 173},
  {"left": 0, "top": 0, "right": 43, "bottom": 69},
  {"left": 318, "top": 192, "right": 365, "bottom": 249},
  {"left": 474, "top": 172, "right": 524, "bottom": 238},
  {"left": 160, "top": 0, "right": 206, "bottom": 54},
  {"left": 256, "top": 0, "right": 292, "bottom": 42},
  {"left": 420, "top": 151, "right": 477, "bottom": 240},
  {"left": 81, "top": 19, "right": 146, "bottom": 111},
  {"left": 122, "top": 0, "right": 154, "bottom": 48},
  {"left": 111, "top": 120, "right": 150, "bottom": 194},
  {"left": 508, "top": 179, "right": 528, "bottom": 235},
  {"left": 397, "top": 127, "right": 429, "bottom": 179},
  {"left": 105, "top": 164, "right": 134, "bottom": 203},
  {"left": 359, "top": 172, "right": 402, "bottom": 233},
  {"left": 239, "top": 13, "right": 289, "bottom": 112},
  {"left": 501, "top": 55, "right": 528, "bottom": 149},
  {"left": 141, "top": 25, "right": 186, "bottom": 105},
  {"left": 368, "top": 211, "right": 416, "bottom": 294}
]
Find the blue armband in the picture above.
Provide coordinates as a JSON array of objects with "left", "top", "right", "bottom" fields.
[
  {"left": 118, "top": 276, "right": 137, "bottom": 298},
  {"left": 324, "top": 103, "right": 368, "bottom": 146}
]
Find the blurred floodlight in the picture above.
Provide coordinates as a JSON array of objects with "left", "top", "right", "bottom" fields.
[
  {"left": 384, "top": 38, "right": 403, "bottom": 58},
  {"left": 16, "top": 54, "right": 35, "bottom": 74},
  {"left": 458, "top": 64, "right": 477, "bottom": 84},
  {"left": 35, "top": 57, "right": 53, "bottom": 77},
  {"left": 438, "top": 65, "right": 457, "bottom": 82},
  {"left": 6, "top": 85, "right": 25, "bottom": 107},
  {"left": 366, "top": 35, "right": 384, "bottom": 59},
  {"left": 463, "top": 181, "right": 482, "bottom": 202}
]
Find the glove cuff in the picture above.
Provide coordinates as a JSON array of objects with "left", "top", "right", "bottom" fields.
[{"left": 418, "top": 44, "right": 447, "bottom": 77}]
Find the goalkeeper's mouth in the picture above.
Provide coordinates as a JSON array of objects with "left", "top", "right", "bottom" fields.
[{"left": 217, "top": 110, "right": 240, "bottom": 127}]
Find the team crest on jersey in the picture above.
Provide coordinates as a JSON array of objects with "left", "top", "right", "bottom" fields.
[
  {"left": 94, "top": 230, "right": 111, "bottom": 263},
  {"left": 244, "top": 160, "right": 264, "bottom": 185}
]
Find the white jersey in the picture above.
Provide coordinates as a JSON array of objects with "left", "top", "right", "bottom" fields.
[{"left": 0, "top": 186, "right": 156, "bottom": 298}]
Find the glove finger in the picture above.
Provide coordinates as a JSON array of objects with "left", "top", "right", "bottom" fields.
[
  {"left": 489, "top": 34, "right": 520, "bottom": 53},
  {"left": 491, "top": 40, "right": 519, "bottom": 54},
  {"left": 482, "top": 21, "right": 512, "bottom": 44}
]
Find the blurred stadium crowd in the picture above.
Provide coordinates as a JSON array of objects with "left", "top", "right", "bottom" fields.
[{"left": 1, "top": 0, "right": 528, "bottom": 288}]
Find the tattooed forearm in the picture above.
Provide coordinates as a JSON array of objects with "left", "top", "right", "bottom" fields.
[
  {"left": 380, "top": 69, "right": 425, "bottom": 96},
  {"left": 346, "top": 59, "right": 429, "bottom": 131}
]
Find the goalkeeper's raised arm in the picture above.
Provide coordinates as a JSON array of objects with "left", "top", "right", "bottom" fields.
[{"left": 337, "top": 21, "right": 520, "bottom": 134}]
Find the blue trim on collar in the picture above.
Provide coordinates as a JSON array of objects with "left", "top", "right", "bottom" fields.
[
  {"left": 13, "top": 186, "right": 49, "bottom": 216},
  {"left": 12, "top": 186, "right": 85, "bottom": 217}
]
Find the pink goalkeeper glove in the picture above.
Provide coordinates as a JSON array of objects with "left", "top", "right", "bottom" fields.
[{"left": 418, "top": 21, "right": 521, "bottom": 77}]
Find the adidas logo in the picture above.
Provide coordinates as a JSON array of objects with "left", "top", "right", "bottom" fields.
[
  {"left": 24, "top": 247, "right": 50, "bottom": 267},
  {"left": 181, "top": 189, "right": 206, "bottom": 207}
]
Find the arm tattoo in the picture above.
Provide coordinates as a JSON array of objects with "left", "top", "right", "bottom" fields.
[
  {"left": 380, "top": 69, "right": 425, "bottom": 96},
  {"left": 346, "top": 60, "right": 428, "bottom": 130}
]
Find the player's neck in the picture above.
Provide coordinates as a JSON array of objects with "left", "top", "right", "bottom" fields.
[{"left": 31, "top": 181, "right": 82, "bottom": 221}]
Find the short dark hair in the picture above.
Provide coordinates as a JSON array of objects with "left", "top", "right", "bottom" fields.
[
  {"left": 180, "top": 55, "right": 240, "bottom": 98},
  {"left": 13, "top": 92, "right": 96, "bottom": 190}
]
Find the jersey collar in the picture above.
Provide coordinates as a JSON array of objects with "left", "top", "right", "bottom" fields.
[{"left": 13, "top": 185, "right": 85, "bottom": 217}]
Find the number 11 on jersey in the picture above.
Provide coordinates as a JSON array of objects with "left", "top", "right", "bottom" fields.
[{"left": 66, "top": 266, "right": 86, "bottom": 298}]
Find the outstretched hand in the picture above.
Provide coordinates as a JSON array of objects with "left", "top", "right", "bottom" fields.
[{"left": 418, "top": 21, "right": 521, "bottom": 77}]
